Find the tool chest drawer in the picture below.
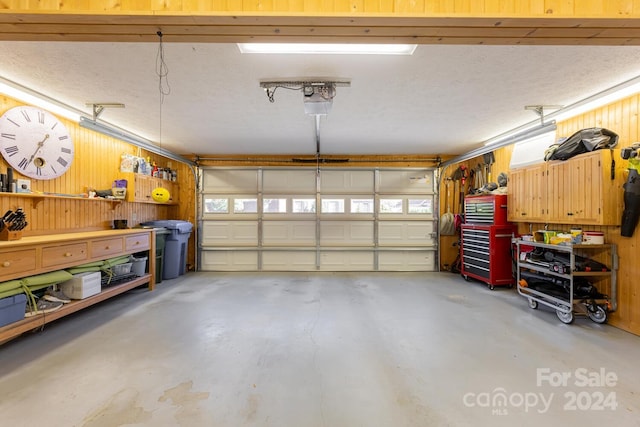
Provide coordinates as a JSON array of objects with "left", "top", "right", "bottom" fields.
[
  {"left": 464, "top": 194, "right": 509, "bottom": 225},
  {"left": 461, "top": 224, "right": 517, "bottom": 289}
]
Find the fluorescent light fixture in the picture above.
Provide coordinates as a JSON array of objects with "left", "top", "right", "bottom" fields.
[
  {"left": 546, "top": 75, "right": 640, "bottom": 122},
  {"left": 509, "top": 130, "right": 557, "bottom": 169},
  {"left": 441, "top": 122, "right": 557, "bottom": 169},
  {"left": 481, "top": 74, "right": 640, "bottom": 150},
  {"left": 79, "top": 117, "right": 195, "bottom": 166},
  {"left": 0, "top": 76, "right": 82, "bottom": 122},
  {"left": 238, "top": 43, "right": 417, "bottom": 55},
  {"left": 0, "top": 75, "right": 193, "bottom": 166},
  {"left": 484, "top": 120, "right": 548, "bottom": 147}
]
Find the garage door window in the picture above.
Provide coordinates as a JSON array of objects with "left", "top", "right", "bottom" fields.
[
  {"left": 321, "top": 198, "right": 345, "bottom": 213},
  {"left": 205, "top": 198, "right": 229, "bottom": 213},
  {"left": 351, "top": 199, "right": 374, "bottom": 213},
  {"left": 293, "top": 198, "right": 316, "bottom": 213},
  {"left": 408, "top": 198, "right": 433, "bottom": 214},
  {"left": 234, "top": 198, "right": 258, "bottom": 213},
  {"left": 264, "top": 198, "right": 287, "bottom": 213},
  {"left": 380, "top": 199, "right": 403, "bottom": 213}
]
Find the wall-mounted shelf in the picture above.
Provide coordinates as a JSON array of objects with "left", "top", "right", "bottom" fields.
[
  {"left": 119, "top": 172, "right": 179, "bottom": 205},
  {"left": 0, "top": 192, "right": 123, "bottom": 209}
]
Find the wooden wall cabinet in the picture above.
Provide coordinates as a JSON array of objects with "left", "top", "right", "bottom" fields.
[
  {"left": 507, "top": 163, "right": 546, "bottom": 223},
  {"left": 508, "top": 150, "right": 623, "bottom": 225},
  {"left": 121, "top": 173, "right": 179, "bottom": 205}
]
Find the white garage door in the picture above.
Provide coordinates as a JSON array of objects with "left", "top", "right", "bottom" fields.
[{"left": 199, "top": 168, "right": 436, "bottom": 271}]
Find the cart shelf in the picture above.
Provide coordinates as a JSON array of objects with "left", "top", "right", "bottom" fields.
[{"left": 515, "top": 239, "right": 617, "bottom": 325}]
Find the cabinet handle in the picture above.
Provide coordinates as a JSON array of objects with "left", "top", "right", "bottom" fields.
[
  {"left": 2, "top": 261, "right": 10, "bottom": 267},
  {"left": 64, "top": 252, "right": 72, "bottom": 257},
  {"left": 567, "top": 212, "right": 574, "bottom": 216},
  {"left": 105, "top": 246, "right": 110, "bottom": 250}
]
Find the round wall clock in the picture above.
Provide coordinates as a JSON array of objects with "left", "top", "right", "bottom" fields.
[{"left": 0, "top": 106, "right": 74, "bottom": 180}]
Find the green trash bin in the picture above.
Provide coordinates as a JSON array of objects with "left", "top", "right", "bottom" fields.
[{"left": 154, "top": 228, "right": 170, "bottom": 284}]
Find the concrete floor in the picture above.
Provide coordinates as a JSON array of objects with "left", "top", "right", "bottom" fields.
[{"left": 0, "top": 272, "right": 639, "bottom": 427}]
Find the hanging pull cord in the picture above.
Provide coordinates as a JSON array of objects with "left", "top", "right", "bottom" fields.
[
  {"left": 156, "top": 30, "right": 170, "bottom": 149},
  {"left": 156, "top": 31, "right": 170, "bottom": 101}
]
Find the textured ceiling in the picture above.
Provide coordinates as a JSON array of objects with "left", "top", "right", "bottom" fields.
[{"left": 1, "top": 41, "right": 640, "bottom": 157}]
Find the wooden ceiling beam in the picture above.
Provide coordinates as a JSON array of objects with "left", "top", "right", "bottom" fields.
[{"left": 1, "top": 13, "right": 640, "bottom": 45}]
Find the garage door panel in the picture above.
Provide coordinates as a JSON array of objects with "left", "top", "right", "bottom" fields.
[
  {"left": 378, "top": 170, "right": 434, "bottom": 194},
  {"left": 262, "top": 251, "right": 316, "bottom": 270},
  {"left": 378, "top": 251, "right": 436, "bottom": 271},
  {"left": 320, "top": 251, "right": 374, "bottom": 271},
  {"left": 263, "top": 170, "right": 316, "bottom": 193},
  {"left": 320, "top": 170, "right": 374, "bottom": 193},
  {"left": 201, "top": 250, "right": 258, "bottom": 271},
  {"left": 201, "top": 221, "right": 258, "bottom": 246},
  {"left": 263, "top": 221, "right": 316, "bottom": 246},
  {"left": 202, "top": 170, "right": 258, "bottom": 192},
  {"left": 378, "top": 221, "right": 435, "bottom": 246},
  {"left": 320, "top": 221, "right": 373, "bottom": 246}
]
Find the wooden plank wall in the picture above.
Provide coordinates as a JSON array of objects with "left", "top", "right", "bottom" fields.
[
  {"left": 0, "top": 95, "right": 197, "bottom": 271},
  {"left": 2, "top": 0, "right": 640, "bottom": 16},
  {"left": 438, "top": 146, "right": 513, "bottom": 271},
  {"left": 479, "top": 96, "right": 640, "bottom": 335}
]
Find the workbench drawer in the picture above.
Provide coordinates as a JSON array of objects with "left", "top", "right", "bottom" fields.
[
  {"left": 42, "top": 243, "right": 88, "bottom": 268},
  {"left": 91, "top": 237, "right": 124, "bottom": 259},
  {"left": 0, "top": 249, "right": 37, "bottom": 281},
  {"left": 125, "top": 234, "right": 150, "bottom": 252}
]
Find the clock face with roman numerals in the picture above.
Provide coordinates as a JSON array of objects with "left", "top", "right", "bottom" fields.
[{"left": 0, "top": 106, "right": 74, "bottom": 180}]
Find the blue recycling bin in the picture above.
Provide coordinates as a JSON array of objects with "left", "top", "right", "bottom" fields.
[{"left": 141, "top": 220, "right": 193, "bottom": 280}]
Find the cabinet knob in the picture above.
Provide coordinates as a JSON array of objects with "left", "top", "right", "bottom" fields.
[
  {"left": 2, "top": 261, "right": 10, "bottom": 267},
  {"left": 64, "top": 252, "right": 72, "bottom": 257}
]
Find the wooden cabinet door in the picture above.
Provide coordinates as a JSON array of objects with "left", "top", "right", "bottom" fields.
[
  {"left": 134, "top": 175, "right": 154, "bottom": 203},
  {"left": 525, "top": 163, "right": 547, "bottom": 222},
  {"left": 547, "top": 150, "right": 620, "bottom": 225},
  {"left": 546, "top": 160, "right": 571, "bottom": 222},
  {"left": 507, "top": 168, "right": 525, "bottom": 221},
  {"left": 570, "top": 152, "right": 602, "bottom": 224},
  {"left": 508, "top": 164, "right": 546, "bottom": 222}
]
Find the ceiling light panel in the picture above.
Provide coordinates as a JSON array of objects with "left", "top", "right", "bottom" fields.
[{"left": 238, "top": 43, "right": 417, "bottom": 55}]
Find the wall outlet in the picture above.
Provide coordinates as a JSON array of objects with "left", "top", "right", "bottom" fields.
[
  {"left": 132, "top": 213, "right": 137, "bottom": 222},
  {"left": 16, "top": 179, "right": 31, "bottom": 193}
]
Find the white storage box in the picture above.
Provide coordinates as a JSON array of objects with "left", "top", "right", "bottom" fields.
[
  {"left": 60, "top": 272, "right": 102, "bottom": 300},
  {"left": 583, "top": 231, "right": 605, "bottom": 245}
]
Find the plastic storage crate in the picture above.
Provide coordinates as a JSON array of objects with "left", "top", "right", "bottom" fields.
[
  {"left": 112, "top": 262, "right": 132, "bottom": 276},
  {"left": 0, "top": 294, "right": 27, "bottom": 327}
]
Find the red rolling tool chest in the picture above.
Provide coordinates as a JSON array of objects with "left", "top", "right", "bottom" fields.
[{"left": 460, "top": 194, "right": 517, "bottom": 289}]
